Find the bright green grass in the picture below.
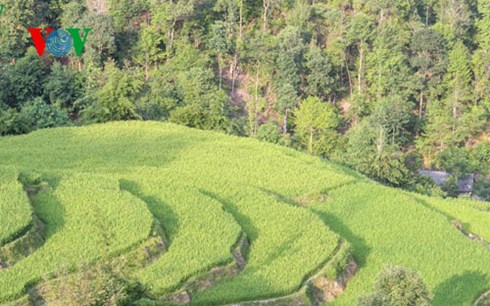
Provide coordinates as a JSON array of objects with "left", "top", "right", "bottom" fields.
[
  {"left": 190, "top": 186, "right": 339, "bottom": 305},
  {"left": 0, "top": 121, "right": 489, "bottom": 305},
  {"left": 310, "top": 182, "right": 490, "bottom": 306},
  {"left": 120, "top": 178, "right": 242, "bottom": 295},
  {"left": 0, "top": 174, "right": 153, "bottom": 302},
  {"left": 411, "top": 193, "right": 490, "bottom": 241},
  {"left": 0, "top": 167, "right": 32, "bottom": 246},
  {"left": 0, "top": 122, "right": 348, "bottom": 304}
]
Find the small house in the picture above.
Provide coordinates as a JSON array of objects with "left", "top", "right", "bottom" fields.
[{"left": 418, "top": 170, "right": 475, "bottom": 195}]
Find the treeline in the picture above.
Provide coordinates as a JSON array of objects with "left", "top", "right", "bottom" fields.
[{"left": 0, "top": 0, "right": 489, "bottom": 198}]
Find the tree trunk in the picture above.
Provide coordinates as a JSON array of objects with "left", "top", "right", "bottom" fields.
[
  {"left": 218, "top": 54, "right": 222, "bottom": 90},
  {"left": 145, "top": 53, "right": 149, "bottom": 81},
  {"left": 239, "top": 0, "right": 244, "bottom": 40},
  {"left": 169, "top": 20, "right": 176, "bottom": 50},
  {"left": 344, "top": 58, "right": 353, "bottom": 95},
  {"left": 231, "top": 53, "right": 239, "bottom": 93},
  {"left": 419, "top": 93, "right": 424, "bottom": 118},
  {"left": 358, "top": 41, "right": 363, "bottom": 95},
  {"left": 254, "top": 69, "right": 260, "bottom": 136},
  {"left": 309, "top": 129, "right": 314, "bottom": 153},
  {"left": 377, "top": 127, "right": 384, "bottom": 157},
  {"left": 283, "top": 109, "right": 289, "bottom": 134},
  {"left": 452, "top": 86, "right": 458, "bottom": 132},
  {"left": 263, "top": 0, "right": 269, "bottom": 32},
  {"left": 425, "top": 4, "right": 429, "bottom": 26}
]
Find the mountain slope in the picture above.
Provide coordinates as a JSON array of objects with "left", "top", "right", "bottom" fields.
[{"left": 0, "top": 121, "right": 488, "bottom": 305}]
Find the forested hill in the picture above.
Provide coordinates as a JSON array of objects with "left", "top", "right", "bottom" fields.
[{"left": 0, "top": 0, "right": 489, "bottom": 196}]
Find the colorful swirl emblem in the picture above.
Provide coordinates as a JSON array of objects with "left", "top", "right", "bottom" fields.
[{"left": 46, "top": 30, "right": 73, "bottom": 57}]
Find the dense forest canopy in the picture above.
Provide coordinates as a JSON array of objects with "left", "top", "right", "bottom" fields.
[{"left": 0, "top": 0, "right": 489, "bottom": 197}]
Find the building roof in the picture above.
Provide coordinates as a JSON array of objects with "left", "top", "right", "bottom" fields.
[{"left": 418, "top": 170, "right": 475, "bottom": 193}]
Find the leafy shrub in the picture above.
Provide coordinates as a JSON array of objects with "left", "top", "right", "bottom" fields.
[
  {"left": 343, "top": 121, "right": 411, "bottom": 186},
  {"left": 43, "top": 62, "right": 82, "bottom": 110},
  {"left": 40, "top": 261, "right": 137, "bottom": 306},
  {"left": 20, "top": 97, "right": 70, "bottom": 131},
  {"left": 442, "top": 175, "right": 459, "bottom": 197},
  {"left": 473, "top": 141, "right": 490, "bottom": 175},
  {"left": 474, "top": 178, "right": 490, "bottom": 201},
  {"left": 411, "top": 175, "right": 445, "bottom": 197},
  {"left": 0, "top": 108, "right": 29, "bottom": 135},
  {"left": 82, "top": 62, "right": 142, "bottom": 123},
  {"left": 359, "top": 265, "right": 432, "bottom": 306},
  {"left": 435, "top": 147, "right": 477, "bottom": 178},
  {"left": 256, "top": 122, "right": 282, "bottom": 144}
]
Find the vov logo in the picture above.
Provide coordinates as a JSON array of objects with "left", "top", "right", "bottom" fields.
[
  {"left": 0, "top": 3, "right": 5, "bottom": 15},
  {"left": 28, "top": 28, "right": 91, "bottom": 57}
]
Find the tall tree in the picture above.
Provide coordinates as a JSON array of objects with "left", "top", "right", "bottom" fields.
[
  {"left": 208, "top": 21, "right": 232, "bottom": 89},
  {"left": 8, "top": 48, "right": 49, "bottom": 107},
  {"left": 150, "top": 0, "right": 195, "bottom": 51},
  {"left": 44, "top": 62, "right": 82, "bottom": 111},
  {"left": 274, "top": 26, "right": 305, "bottom": 133},
  {"left": 433, "top": 0, "right": 473, "bottom": 42},
  {"left": 84, "top": 61, "right": 143, "bottom": 122},
  {"left": 0, "top": 0, "right": 36, "bottom": 60},
  {"left": 304, "top": 43, "right": 336, "bottom": 101},
  {"left": 77, "top": 12, "right": 117, "bottom": 67},
  {"left": 445, "top": 41, "right": 472, "bottom": 131},
  {"left": 365, "top": 18, "right": 413, "bottom": 101},
  {"left": 473, "top": 0, "right": 490, "bottom": 109},
  {"left": 346, "top": 13, "right": 374, "bottom": 96},
  {"left": 134, "top": 23, "right": 165, "bottom": 80},
  {"left": 409, "top": 28, "right": 447, "bottom": 119},
  {"left": 294, "top": 96, "right": 339, "bottom": 155}
]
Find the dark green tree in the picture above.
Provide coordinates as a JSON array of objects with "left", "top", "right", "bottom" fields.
[
  {"left": 20, "top": 97, "right": 70, "bottom": 132},
  {"left": 409, "top": 28, "right": 447, "bottom": 119},
  {"left": 473, "top": 0, "right": 490, "bottom": 110},
  {"left": 344, "top": 120, "right": 411, "bottom": 186},
  {"left": 304, "top": 43, "right": 336, "bottom": 101},
  {"left": 8, "top": 48, "right": 49, "bottom": 107},
  {"left": 79, "top": 13, "right": 117, "bottom": 66},
  {"left": 365, "top": 19, "right": 413, "bottom": 101},
  {"left": 44, "top": 62, "right": 82, "bottom": 111},
  {"left": 208, "top": 21, "right": 232, "bottom": 89},
  {"left": 445, "top": 41, "right": 472, "bottom": 132},
  {"left": 0, "top": 0, "right": 36, "bottom": 59},
  {"left": 274, "top": 26, "right": 305, "bottom": 133},
  {"left": 83, "top": 62, "right": 142, "bottom": 122},
  {"left": 435, "top": 147, "right": 477, "bottom": 178},
  {"left": 346, "top": 13, "right": 374, "bottom": 96}
]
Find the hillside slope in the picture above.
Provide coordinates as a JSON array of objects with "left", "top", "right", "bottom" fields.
[{"left": 0, "top": 121, "right": 488, "bottom": 305}]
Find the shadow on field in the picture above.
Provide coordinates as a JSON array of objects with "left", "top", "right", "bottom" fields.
[
  {"left": 411, "top": 197, "right": 459, "bottom": 226},
  {"left": 200, "top": 190, "right": 259, "bottom": 243},
  {"left": 32, "top": 189, "right": 65, "bottom": 240},
  {"left": 310, "top": 210, "right": 371, "bottom": 268},
  {"left": 258, "top": 189, "right": 298, "bottom": 206},
  {"left": 257, "top": 188, "right": 371, "bottom": 268},
  {"left": 119, "top": 180, "right": 179, "bottom": 243},
  {"left": 432, "top": 271, "right": 489, "bottom": 305}
]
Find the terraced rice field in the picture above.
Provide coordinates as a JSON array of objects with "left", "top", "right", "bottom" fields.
[
  {"left": 0, "top": 167, "right": 32, "bottom": 247},
  {"left": 0, "top": 121, "right": 489, "bottom": 305}
]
